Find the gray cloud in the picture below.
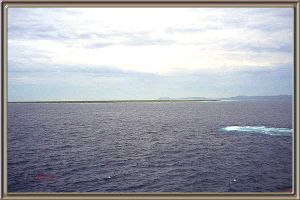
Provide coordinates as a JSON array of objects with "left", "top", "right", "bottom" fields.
[{"left": 8, "top": 8, "right": 294, "bottom": 80}]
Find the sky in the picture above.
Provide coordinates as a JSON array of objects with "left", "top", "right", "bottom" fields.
[{"left": 8, "top": 8, "right": 294, "bottom": 101}]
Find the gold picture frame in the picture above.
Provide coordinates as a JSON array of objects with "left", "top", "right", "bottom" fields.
[{"left": 1, "top": 0, "right": 299, "bottom": 199}]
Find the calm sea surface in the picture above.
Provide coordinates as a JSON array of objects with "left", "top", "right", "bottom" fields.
[{"left": 8, "top": 100, "right": 293, "bottom": 192}]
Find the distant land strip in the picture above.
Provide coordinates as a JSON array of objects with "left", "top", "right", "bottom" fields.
[
  {"left": 8, "top": 95, "right": 292, "bottom": 103},
  {"left": 8, "top": 99, "right": 221, "bottom": 104}
]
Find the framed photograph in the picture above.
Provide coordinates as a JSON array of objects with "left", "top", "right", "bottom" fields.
[{"left": 1, "top": 0, "right": 299, "bottom": 199}]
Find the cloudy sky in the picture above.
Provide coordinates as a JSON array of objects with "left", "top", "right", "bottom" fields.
[{"left": 8, "top": 8, "right": 293, "bottom": 101}]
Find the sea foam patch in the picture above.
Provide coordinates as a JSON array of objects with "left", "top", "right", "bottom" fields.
[{"left": 220, "top": 126, "right": 293, "bottom": 136}]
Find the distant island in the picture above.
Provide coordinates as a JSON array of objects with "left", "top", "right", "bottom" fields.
[
  {"left": 220, "top": 95, "right": 292, "bottom": 101},
  {"left": 157, "top": 97, "right": 216, "bottom": 101},
  {"left": 158, "top": 95, "right": 292, "bottom": 101},
  {"left": 9, "top": 95, "right": 292, "bottom": 103}
]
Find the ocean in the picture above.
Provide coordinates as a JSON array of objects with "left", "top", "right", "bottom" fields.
[{"left": 8, "top": 100, "right": 293, "bottom": 192}]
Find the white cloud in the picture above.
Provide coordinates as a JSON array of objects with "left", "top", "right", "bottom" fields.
[{"left": 8, "top": 8, "right": 293, "bottom": 76}]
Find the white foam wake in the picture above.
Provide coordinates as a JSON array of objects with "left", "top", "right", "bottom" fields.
[{"left": 220, "top": 126, "right": 293, "bottom": 136}]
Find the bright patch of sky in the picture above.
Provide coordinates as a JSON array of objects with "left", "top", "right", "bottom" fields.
[{"left": 8, "top": 8, "right": 293, "bottom": 101}]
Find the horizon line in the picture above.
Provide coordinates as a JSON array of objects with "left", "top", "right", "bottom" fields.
[
  {"left": 8, "top": 99, "right": 221, "bottom": 103},
  {"left": 8, "top": 94, "right": 293, "bottom": 103}
]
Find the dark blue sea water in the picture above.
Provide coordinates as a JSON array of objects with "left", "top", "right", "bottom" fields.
[{"left": 8, "top": 100, "right": 293, "bottom": 192}]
